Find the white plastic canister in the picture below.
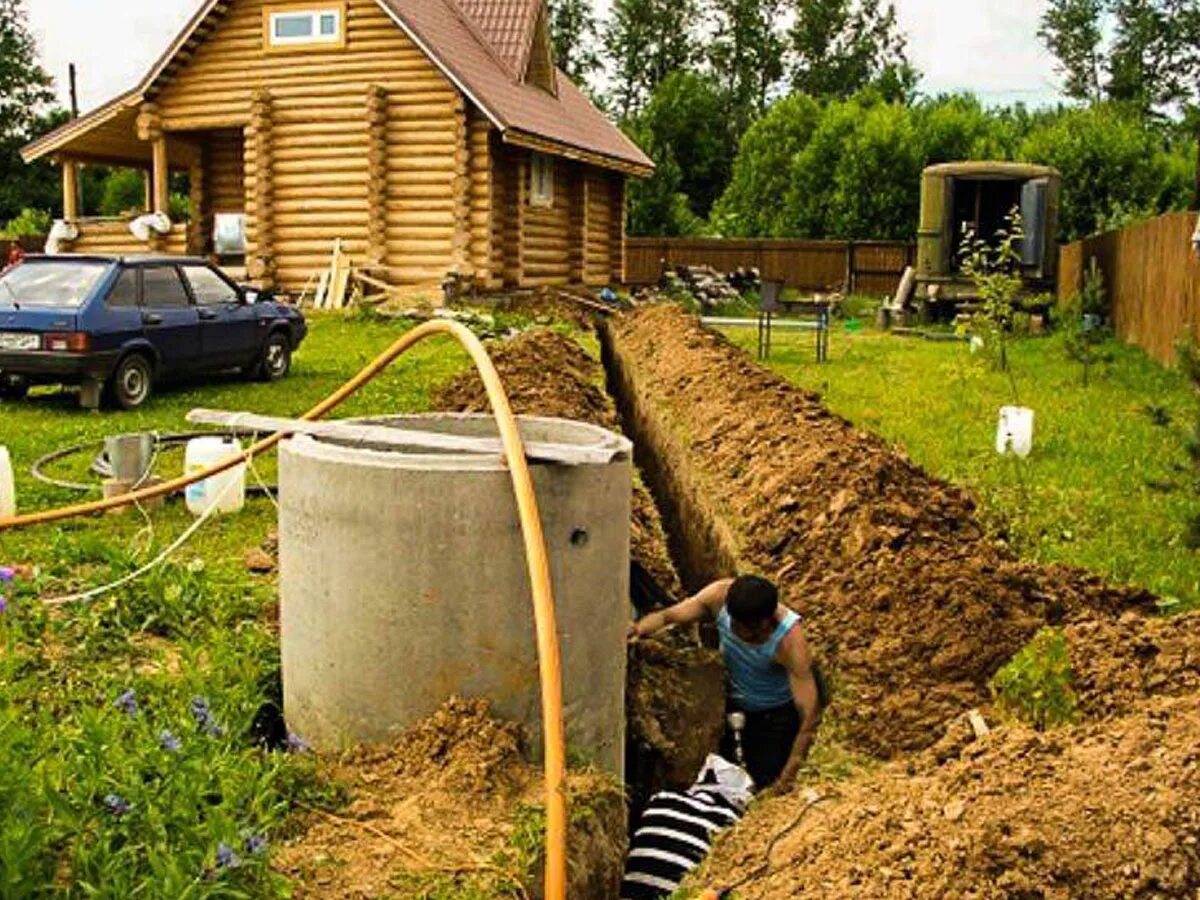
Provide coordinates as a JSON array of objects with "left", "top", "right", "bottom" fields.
[
  {"left": 184, "top": 437, "right": 247, "bottom": 517},
  {"left": 0, "top": 446, "right": 15, "bottom": 519},
  {"left": 996, "top": 407, "right": 1035, "bottom": 459}
]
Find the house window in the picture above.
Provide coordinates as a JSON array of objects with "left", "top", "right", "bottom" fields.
[
  {"left": 265, "top": 5, "right": 345, "bottom": 49},
  {"left": 530, "top": 154, "right": 554, "bottom": 208}
]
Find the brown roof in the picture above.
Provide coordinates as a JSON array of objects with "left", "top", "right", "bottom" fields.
[
  {"left": 24, "top": 0, "right": 653, "bottom": 175},
  {"left": 453, "top": 0, "right": 540, "bottom": 76}
]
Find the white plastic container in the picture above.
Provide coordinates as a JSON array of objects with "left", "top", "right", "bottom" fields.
[
  {"left": 184, "top": 437, "right": 246, "bottom": 517},
  {"left": 0, "top": 446, "right": 15, "bottom": 519},
  {"left": 996, "top": 407, "right": 1035, "bottom": 459}
]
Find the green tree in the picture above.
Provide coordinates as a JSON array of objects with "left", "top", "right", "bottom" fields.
[
  {"left": 707, "top": 0, "right": 788, "bottom": 139},
  {"left": 788, "top": 0, "right": 917, "bottom": 101},
  {"left": 549, "top": 0, "right": 601, "bottom": 82},
  {"left": 1107, "top": 0, "right": 1200, "bottom": 113},
  {"left": 100, "top": 168, "right": 148, "bottom": 217},
  {"left": 604, "top": 0, "right": 700, "bottom": 116},
  {"left": 0, "top": 0, "right": 60, "bottom": 223},
  {"left": 1019, "top": 103, "right": 1194, "bottom": 238},
  {"left": 1039, "top": 0, "right": 1106, "bottom": 101},
  {"left": 624, "top": 72, "right": 732, "bottom": 234},
  {"left": 712, "top": 93, "right": 823, "bottom": 236}
]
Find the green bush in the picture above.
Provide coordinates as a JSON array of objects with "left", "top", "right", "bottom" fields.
[
  {"left": 3, "top": 208, "right": 51, "bottom": 237},
  {"left": 98, "top": 169, "right": 147, "bottom": 217},
  {"left": 990, "top": 628, "right": 1078, "bottom": 730}
]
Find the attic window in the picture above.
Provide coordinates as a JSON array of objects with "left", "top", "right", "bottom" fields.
[
  {"left": 266, "top": 5, "right": 345, "bottom": 49},
  {"left": 530, "top": 154, "right": 554, "bottom": 208}
]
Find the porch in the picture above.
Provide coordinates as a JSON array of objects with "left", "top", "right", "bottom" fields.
[{"left": 43, "top": 100, "right": 252, "bottom": 279}]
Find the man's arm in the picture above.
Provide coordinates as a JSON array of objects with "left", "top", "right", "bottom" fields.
[
  {"left": 630, "top": 578, "right": 733, "bottom": 640},
  {"left": 775, "top": 626, "right": 822, "bottom": 789}
]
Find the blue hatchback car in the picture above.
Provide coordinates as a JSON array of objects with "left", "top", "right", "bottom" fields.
[{"left": 0, "top": 255, "right": 307, "bottom": 409}]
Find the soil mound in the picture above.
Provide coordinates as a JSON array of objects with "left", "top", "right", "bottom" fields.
[
  {"left": 434, "top": 327, "right": 618, "bottom": 432},
  {"left": 690, "top": 695, "right": 1200, "bottom": 898},
  {"left": 276, "top": 698, "right": 625, "bottom": 899},
  {"left": 435, "top": 327, "right": 724, "bottom": 793},
  {"left": 606, "top": 306, "right": 1156, "bottom": 757},
  {"left": 1067, "top": 611, "right": 1200, "bottom": 720}
]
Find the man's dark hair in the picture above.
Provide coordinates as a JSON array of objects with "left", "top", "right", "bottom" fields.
[{"left": 727, "top": 575, "right": 778, "bottom": 625}]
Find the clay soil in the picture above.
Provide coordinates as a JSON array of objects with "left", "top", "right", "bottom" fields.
[
  {"left": 605, "top": 306, "right": 1158, "bottom": 758},
  {"left": 276, "top": 698, "right": 625, "bottom": 899},
  {"left": 603, "top": 305, "right": 1200, "bottom": 898},
  {"left": 435, "top": 328, "right": 725, "bottom": 791}
]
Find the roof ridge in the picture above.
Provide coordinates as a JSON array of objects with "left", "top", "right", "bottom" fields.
[{"left": 442, "top": 0, "right": 522, "bottom": 81}]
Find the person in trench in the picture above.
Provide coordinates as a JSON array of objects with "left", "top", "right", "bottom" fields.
[{"left": 629, "top": 575, "right": 822, "bottom": 791}]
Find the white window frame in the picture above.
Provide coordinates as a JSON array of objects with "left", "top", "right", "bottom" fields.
[
  {"left": 267, "top": 8, "right": 343, "bottom": 47},
  {"left": 530, "top": 153, "right": 555, "bottom": 208}
]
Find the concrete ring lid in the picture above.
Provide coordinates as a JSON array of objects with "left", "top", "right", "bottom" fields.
[{"left": 283, "top": 412, "right": 633, "bottom": 472}]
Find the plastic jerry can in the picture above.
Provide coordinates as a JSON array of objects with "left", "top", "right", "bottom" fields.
[
  {"left": 0, "top": 446, "right": 14, "bottom": 519},
  {"left": 184, "top": 437, "right": 247, "bottom": 517},
  {"left": 996, "top": 407, "right": 1035, "bottom": 459}
]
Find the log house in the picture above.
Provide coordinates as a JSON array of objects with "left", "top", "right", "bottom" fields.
[{"left": 21, "top": 0, "right": 652, "bottom": 293}]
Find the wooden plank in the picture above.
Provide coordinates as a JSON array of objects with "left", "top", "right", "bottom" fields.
[{"left": 185, "top": 409, "right": 626, "bottom": 466}]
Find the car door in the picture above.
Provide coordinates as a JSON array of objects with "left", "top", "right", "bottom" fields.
[
  {"left": 139, "top": 265, "right": 201, "bottom": 376},
  {"left": 182, "top": 263, "right": 260, "bottom": 370}
]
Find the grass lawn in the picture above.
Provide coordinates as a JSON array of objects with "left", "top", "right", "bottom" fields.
[
  {"left": 720, "top": 323, "right": 1200, "bottom": 611},
  {"left": 0, "top": 313, "right": 472, "bottom": 896}
]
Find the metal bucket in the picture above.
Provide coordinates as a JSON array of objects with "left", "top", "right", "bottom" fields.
[{"left": 104, "top": 433, "right": 155, "bottom": 483}]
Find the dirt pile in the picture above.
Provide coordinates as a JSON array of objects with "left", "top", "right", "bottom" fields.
[
  {"left": 604, "top": 306, "right": 1156, "bottom": 757},
  {"left": 1067, "top": 611, "right": 1200, "bottom": 720},
  {"left": 435, "top": 328, "right": 724, "bottom": 796},
  {"left": 276, "top": 698, "right": 625, "bottom": 899},
  {"left": 690, "top": 695, "right": 1200, "bottom": 898}
]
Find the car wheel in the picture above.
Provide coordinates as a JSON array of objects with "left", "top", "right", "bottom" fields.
[
  {"left": 257, "top": 332, "right": 292, "bottom": 382},
  {"left": 0, "top": 376, "right": 29, "bottom": 401},
  {"left": 109, "top": 354, "right": 154, "bottom": 410}
]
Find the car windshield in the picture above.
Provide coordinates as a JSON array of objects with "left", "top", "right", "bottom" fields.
[{"left": 0, "top": 260, "right": 110, "bottom": 309}]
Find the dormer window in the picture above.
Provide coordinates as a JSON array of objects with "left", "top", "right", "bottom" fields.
[
  {"left": 530, "top": 154, "right": 555, "bottom": 208},
  {"left": 265, "top": 4, "right": 346, "bottom": 50}
]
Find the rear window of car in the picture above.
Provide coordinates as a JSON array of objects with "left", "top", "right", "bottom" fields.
[
  {"left": 0, "top": 260, "right": 110, "bottom": 309},
  {"left": 106, "top": 269, "right": 140, "bottom": 308},
  {"left": 183, "top": 265, "right": 239, "bottom": 306},
  {"left": 141, "top": 267, "right": 191, "bottom": 309}
]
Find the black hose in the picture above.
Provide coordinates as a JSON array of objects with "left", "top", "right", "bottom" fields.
[{"left": 31, "top": 431, "right": 279, "bottom": 497}]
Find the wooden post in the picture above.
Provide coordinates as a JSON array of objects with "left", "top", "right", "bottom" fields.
[
  {"left": 249, "top": 89, "right": 276, "bottom": 289},
  {"left": 365, "top": 85, "right": 389, "bottom": 273},
  {"left": 451, "top": 95, "right": 472, "bottom": 283},
  {"left": 137, "top": 103, "right": 170, "bottom": 215},
  {"left": 143, "top": 169, "right": 153, "bottom": 212},
  {"left": 846, "top": 240, "right": 857, "bottom": 295},
  {"left": 188, "top": 150, "right": 208, "bottom": 256},
  {"left": 62, "top": 160, "right": 80, "bottom": 221}
]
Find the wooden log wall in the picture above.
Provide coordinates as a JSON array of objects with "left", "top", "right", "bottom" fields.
[
  {"left": 189, "top": 149, "right": 209, "bottom": 255},
  {"left": 365, "top": 84, "right": 388, "bottom": 269},
  {"left": 248, "top": 88, "right": 276, "bottom": 287},
  {"left": 611, "top": 175, "right": 627, "bottom": 284},
  {"left": 520, "top": 155, "right": 571, "bottom": 287},
  {"left": 151, "top": 0, "right": 459, "bottom": 291},
  {"left": 62, "top": 221, "right": 189, "bottom": 256},
  {"left": 207, "top": 129, "right": 245, "bottom": 213},
  {"left": 584, "top": 169, "right": 613, "bottom": 286},
  {"left": 568, "top": 165, "right": 586, "bottom": 284},
  {"left": 467, "top": 112, "right": 495, "bottom": 287}
]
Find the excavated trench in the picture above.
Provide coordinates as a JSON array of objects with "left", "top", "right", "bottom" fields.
[{"left": 295, "top": 310, "right": 1200, "bottom": 898}]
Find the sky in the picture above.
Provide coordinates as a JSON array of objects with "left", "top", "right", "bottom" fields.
[{"left": 26, "top": 0, "right": 1068, "bottom": 115}]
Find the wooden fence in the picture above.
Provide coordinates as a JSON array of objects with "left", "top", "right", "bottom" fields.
[
  {"left": 1058, "top": 211, "right": 1200, "bottom": 366},
  {"left": 625, "top": 237, "right": 916, "bottom": 297}
]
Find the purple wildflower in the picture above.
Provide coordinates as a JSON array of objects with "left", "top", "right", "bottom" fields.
[
  {"left": 215, "top": 842, "right": 241, "bottom": 870},
  {"left": 0, "top": 567, "right": 13, "bottom": 583},
  {"left": 190, "top": 696, "right": 224, "bottom": 737},
  {"left": 159, "top": 730, "right": 182, "bottom": 753},
  {"left": 0, "top": 596, "right": 7, "bottom": 615},
  {"left": 103, "top": 794, "right": 132, "bottom": 817},
  {"left": 244, "top": 834, "right": 268, "bottom": 856},
  {"left": 284, "top": 732, "right": 310, "bottom": 754},
  {"left": 113, "top": 689, "right": 138, "bottom": 718}
]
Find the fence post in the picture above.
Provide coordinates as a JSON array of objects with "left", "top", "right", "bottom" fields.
[{"left": 846, "top": 241, "right": 857, "bottom": 295}]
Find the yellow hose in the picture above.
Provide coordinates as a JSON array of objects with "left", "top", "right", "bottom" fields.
[{"left": 0, "top": 320, "right": 569, "bottom": 900}]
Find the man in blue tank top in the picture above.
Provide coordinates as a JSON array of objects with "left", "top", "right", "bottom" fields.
[{"left": 630, "top": 575, "right": 822, "bottom": 791}]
